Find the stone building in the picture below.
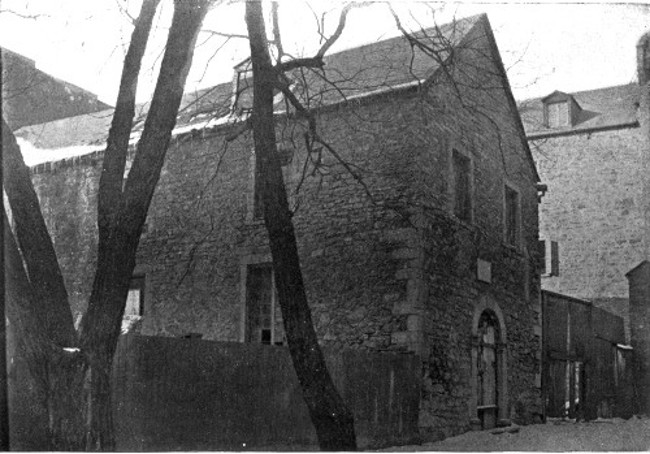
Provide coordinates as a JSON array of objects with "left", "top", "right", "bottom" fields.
[
  {"left": 1, "top": 47, "right": 110, "bottom": 130},
  {"left": 520, "top": 32, "right": 650, "bottom": 338},
  {"left": 16, "top": 14, "right": 542, "bottom": 441}
]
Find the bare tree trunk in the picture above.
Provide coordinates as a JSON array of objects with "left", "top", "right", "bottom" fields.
[
  {"left": 80, "top": 1, "right": 210, "bottom": 449},
  {"left": 0, "top": 116, "right": 9, "bottom": 450},
  {"left": 3, "top": 206, "right": 86, "bottom": 450},
  {"left": 46, "top": 357, "right": 86, "bottom": 450},
  {"left": 3, "top": 118, "right": 87, "bottom": 449},
  {"left": 3, "top": 0, "right": 210, "bottom": 449},
  {"left": 245, "top": 2, "right": 356, "bottom": 450}
]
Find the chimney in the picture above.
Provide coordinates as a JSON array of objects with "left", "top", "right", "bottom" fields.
[{"left": 638, "top": 32, "right": 650, "bottom": 86}]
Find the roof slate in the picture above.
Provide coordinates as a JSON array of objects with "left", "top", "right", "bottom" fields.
[
  {"left": 520, "top": 83, "right": 641, "bottom": 138},
  {"left": 15, "top": 14, "right": 483, "bottom": 154},
  {"left": 2, "top": 47, "right": 111, "bottom": 130}
]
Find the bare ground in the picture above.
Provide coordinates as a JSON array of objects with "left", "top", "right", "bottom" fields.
[{"left": 382, "top": 416, "right": 650, "bottom": 451}]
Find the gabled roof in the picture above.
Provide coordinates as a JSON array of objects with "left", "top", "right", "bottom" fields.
[
  {"left": 541, "top": 90, "right": 578, "bottom": 106},
  {"left": 519, "top": 83, "right": 641, "bottom": 138},
  {"left": 17, "top": 12, "right": 536, "bottom": 182},
  {"left": 1, "top": 47, "right": 111, "bottom": 130},
  {"left": 16, "top": 15, "right": 482, "bottom": 155}
]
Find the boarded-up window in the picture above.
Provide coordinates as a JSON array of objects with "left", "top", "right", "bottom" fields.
[
  {"left": 452, "top": 150, "right": 472, "bottom": 222},
  {"left": 547, "top": 101, "right": 569, "bottom": 128},
  {"left": 505, "top": 185, "right": 520, "bottom": 246},
  {"left": 245, "top": 264, "right": 285, "bottom": 345}
]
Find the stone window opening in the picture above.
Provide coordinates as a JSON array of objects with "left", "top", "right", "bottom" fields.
[
  {"left": 244, "top": 264, "right": 285, "bottom": 346},
  {"left": 122, "top": 274, "right": 145, "bottom": 334},
  {"left": 125, "top": 275, "right": 145, "bottom": 317},
  {"left": 545, "top": 101, "right": 569, "bottom": 128},
  {"left": 538, "top": 239, "right": 559, "bottom": 277},
  {"left": 504, "top": 184, "right": 521, "bottom": 248},
  {"left": 451, "top": 148, "right": 473, "bottom": 223},
  {"left": 541, "top": 91, "right": 581, "bottom": 128}
]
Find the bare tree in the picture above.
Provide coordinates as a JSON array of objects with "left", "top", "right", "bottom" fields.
[
  {"left": 239, "top": 2, "right": 528, "bottom": 448},
  {"left": 4, "top": 0, "right": 528, "bottom": 450},
  {"left": 244, "top": 0, "right": 357, "bottom": 449},
  {"left": 3, "top": 0, "right": 211, "bottom": 449}
]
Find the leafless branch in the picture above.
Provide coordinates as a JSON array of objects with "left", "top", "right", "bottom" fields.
[
  {"left": 271, "top": 1, "right": 284, "bottom": 62},
  {"left": 201, "top": 28, "right": 249, "bottom": 40},
  {"left": 315, "top": 2, "right": 370, "bottom": 59},
  {"left": 113, "top": 0, "right": 137, "bottom": 26},
  {"left": 0, "top": 9, "right": 44, "bottom": 20}
]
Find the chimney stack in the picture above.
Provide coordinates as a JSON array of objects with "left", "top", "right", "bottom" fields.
[{"left": 639, "top": 32, "right": 650, "bottom": 86}]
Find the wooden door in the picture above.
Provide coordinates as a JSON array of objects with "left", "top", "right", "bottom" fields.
[{"left": 477, "top": 311, "right": 499, "bottom": 429}]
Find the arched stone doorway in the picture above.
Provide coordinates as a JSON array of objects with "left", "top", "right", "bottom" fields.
[{"left": 470, "top": 298, "right": 508, "bottom": 430}]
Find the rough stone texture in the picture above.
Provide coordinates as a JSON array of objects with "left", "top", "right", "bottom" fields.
[
  {"left": 530, "top": 127, "right": 647, "bottom": 339},
  {"left": 2, "top": 48, "right": 110, "bottom": 130},
  {"left": 531, "top": 128, "right": 647, "bottom": 295},
  {"left": 526, "top": 34, "right": 650, "bottom": 342},
  {"left": 27, "top": 19, "right": 540, "bottom": 441}
]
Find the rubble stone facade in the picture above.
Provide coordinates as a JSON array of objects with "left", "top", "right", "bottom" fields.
[
  {"left": 522, "top": 32, "right": 650, "bottom": 339},
  {"left": 28, "top": 16, "right": 541, "bottom": 441}
]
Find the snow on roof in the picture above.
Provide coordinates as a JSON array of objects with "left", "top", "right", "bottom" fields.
[
  {"left": 17, "top": 137, "right": 104, "bottom": 166},
  {"left": 18, "top": 113, "right": 238, "bottom": 167}
]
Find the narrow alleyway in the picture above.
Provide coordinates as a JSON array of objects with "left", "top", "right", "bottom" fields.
[{"left": 383, "top": 416, "right": 650, "bottom": 451}]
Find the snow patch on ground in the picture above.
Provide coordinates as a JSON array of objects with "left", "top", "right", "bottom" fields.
[{"left": 385, "top": 416, "right": 650, "bottom": 451}]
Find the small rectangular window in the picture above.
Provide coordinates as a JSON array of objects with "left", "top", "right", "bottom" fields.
[
  {"left": 452, "top": 150, "right": 472, "bottom": 222},
  {"left": 504, "top": 185, "right": 520, "bottom": 247},
  {"left": 125, "top": 276, "right": 145, "bottom": 316},
  {"left": 546, "top": 101, "right": 568, "bottom": 128},
  {"left": 245, "top": 264, "right": 285, "bottom": 345},
  {"left": 539, "top": 239, "right": 559, "bottom": 276}
]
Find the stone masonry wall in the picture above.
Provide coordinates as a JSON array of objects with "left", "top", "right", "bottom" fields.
[
  {"left": 403, "top": 22, "right": 541, "bottom": 439},
  {"left": 530, "top": 126, "right": 647, "bottom": 334},
  {"left": 28, "top": 22, "right": 539, "bottom": 442}
]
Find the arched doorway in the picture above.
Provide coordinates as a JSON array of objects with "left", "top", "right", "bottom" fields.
[
  {"left": 476, "top": 310, "right": 500, "bottom": 429},
  {"left": 470, "top": 298, "right": 508, "bottom": 430}
]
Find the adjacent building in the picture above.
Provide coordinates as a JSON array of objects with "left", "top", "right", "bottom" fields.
[
  {"left": 15, "top": 14, "right": 543, "bottom": 441},
  {"left": 521, "top": 32, "right": 650, "bottom": 338},
  {"left": 1, "top": 47, "right": 110, "bottom": 130}
]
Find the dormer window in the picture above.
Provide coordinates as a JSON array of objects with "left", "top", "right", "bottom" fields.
[
  {"left": 542, "top": 91, "right": 581, "bottom": 128},
  {"left": 546, "top": 101, "right": 569, "bottom": 128},
  {"left": 231, "top": 59, "right": 254, "bottom": 116},
  {"left": 230, "top": 58, "right": 289, "bottom": 116}
]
